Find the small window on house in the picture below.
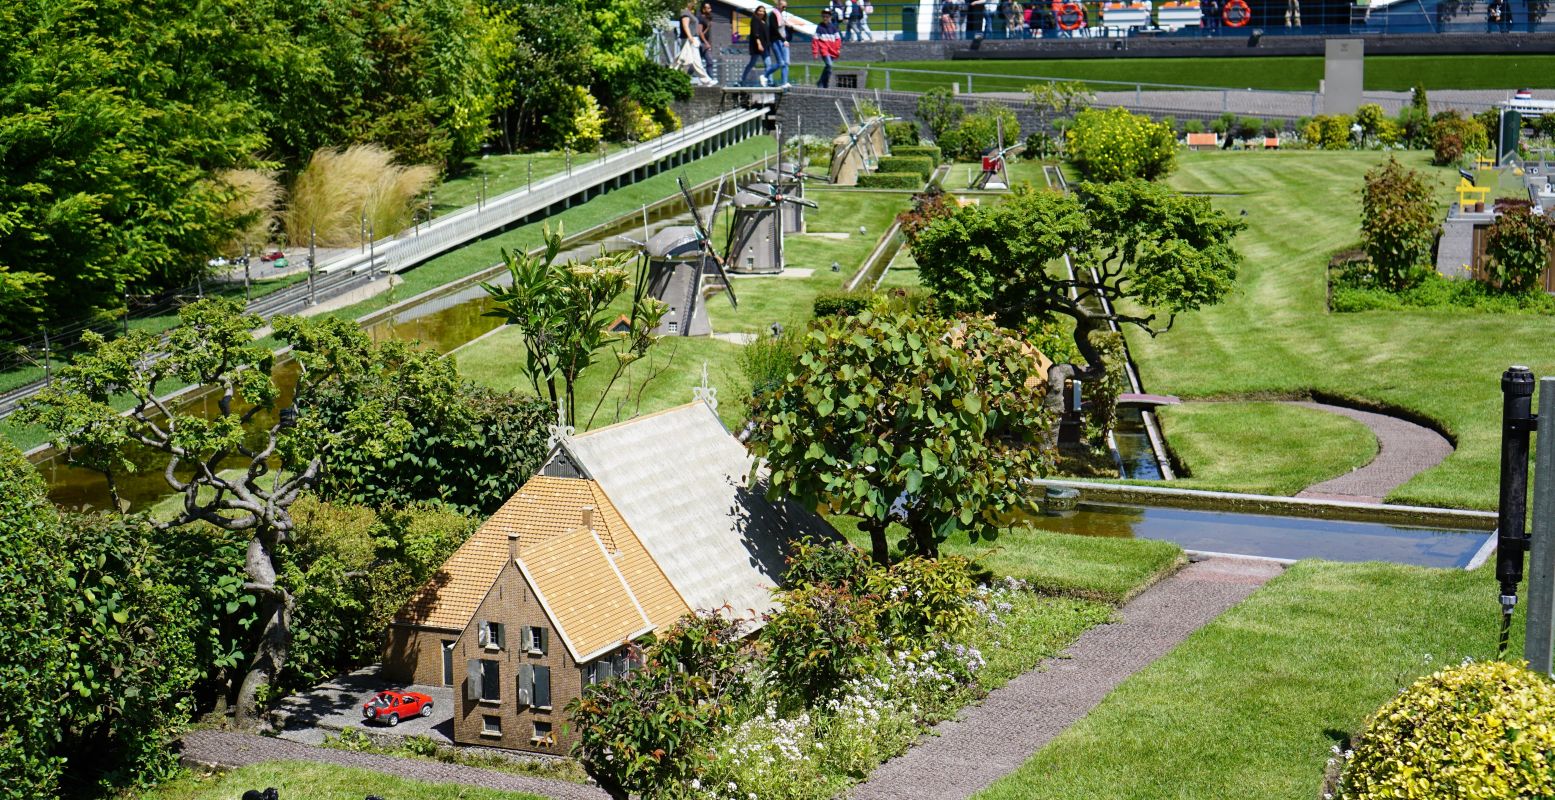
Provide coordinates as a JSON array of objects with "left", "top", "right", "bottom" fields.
[
  {"left": 482, "top": 715, "right": 502, "bottom": 737},
  {"left": 526, "top": 625, "right": 548, "bottom": 655},
  {"left": 480, "top": 660, "right": 501, "bottom": 702},
  {"left": 478, "top": 621, "right": 504, "bottom": 650},
  {"left": 667, "top": 320, "right": 678, "bottom": 334},
  {"left": 532, "top": 720, "right": 553, "bottom": 744}
]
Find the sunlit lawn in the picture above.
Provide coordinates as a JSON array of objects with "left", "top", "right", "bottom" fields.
[
  {"left": 145, "top": 762, "right": 545, "bottom": 800},
  {"left": 1158, "top": 401, "right": 1378, "bottom": 496}
]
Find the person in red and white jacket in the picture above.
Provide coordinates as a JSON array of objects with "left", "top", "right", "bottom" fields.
[{"left": 812, "top": 8, "right": 843, "bottom": 88}]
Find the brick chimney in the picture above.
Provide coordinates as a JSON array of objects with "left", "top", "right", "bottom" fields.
[
  {"left": 581, "top": 505, "right": 595, "bottom": 531},
  {"left": 507, "top": 532, "right": 519, "bottom": 563}
]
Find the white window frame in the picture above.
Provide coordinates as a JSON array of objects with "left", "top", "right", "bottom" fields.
[
  {"left": 481, "top": 715, "right": 502, "bottom": 737},
  {"left": 531, "top": 719, "right": 554, "bottom": 745}
]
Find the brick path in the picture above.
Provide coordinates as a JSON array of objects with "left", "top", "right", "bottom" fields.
[
  {"left": 178, "top": 729, "right": 609, "bottom": 800},
  {"left": 1291, "top": 401, "right": 1453, "bottom": 504},
  {"left": 848, "top": 556, "right": 1282, "bottom": 800}
]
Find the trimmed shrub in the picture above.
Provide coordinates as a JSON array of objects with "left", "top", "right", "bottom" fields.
[
  {"left": 876, "top": 155, "right": 935, "bottom": 180},
  {"left": 1360, "top": 157, "right": 1437, "bottom": 292},
  {"left": 885, "top": 120, "right": 920, "bottom": 147},
  {"left": 1065, "top": 107, "right": 1176, "bottom": 181},
  {"left": 1301, "top": 114, "right": 1354, "bottom": 150},
  {"left": 1485, "top": 204, "right": 1555, "bottom": 294},
  {"left": 857, "top": 172, "right": 925, "bottom": 189},
  {"left": 1429, "top": 111, "right": 1488, "bottom": 164},
  {"left": 813, "top": 289, "right": 874, "bottom": 318},
  {"left": 890, "top": 144, "right": 943, "bottom": 165},
  {"left": 916, "top": 87, "right": 965, "bottom": 141},
  {"left": 1337, "top": 661, "right": 1555, "bottom": 799}
]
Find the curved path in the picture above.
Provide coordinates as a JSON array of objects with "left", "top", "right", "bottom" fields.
[
  {"left": 1288, "top": 401, "right": 1453, "bottom": 505},
  {"left": 849, "top": 557, "right": 1282, "bottom": 800}
]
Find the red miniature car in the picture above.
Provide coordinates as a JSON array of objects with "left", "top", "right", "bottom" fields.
[
  {"left": 259, "top": 250, "right": 286, "bottom": 262},
  {"left": 361, "top": 690, "right": 434, "bottom": 726}
]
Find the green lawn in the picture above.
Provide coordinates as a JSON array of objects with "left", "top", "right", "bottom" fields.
[
  {"left": 432, "top": 146, "right": 626, "bottom": 217},
  {"left": 1125, "top": 149, "right": 1555, "bottom": 510},
  {"left": 831, "top": 515, "right": 1184, "bottom": 605},
  {"left": 1158, "top": 401, "right": 1378, "bottom": 496},
  {"left": 976, "top": 559, "right": 1519, "bottom": 800},
  {"left": 854, "top": 55, "right": 1555, "bottom": 93},
  {"left": 144, "top": 762, "right": 545, "bottom": 800},
  {"left": 454, "top": 185, "right": 915, "bottom": 431}
]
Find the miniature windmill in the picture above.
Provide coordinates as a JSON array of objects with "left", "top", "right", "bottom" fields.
[
  {"left": 970, "top": 117, "right": 1024, "bottom": 191},
  {"left": 725, "top": 177, "right": 818, "bottom": 274},
  {"left": 759, "top": 128, "right": 825, "bottom": 234},
  {"left": 640, "top": 177, "right": 738, "bottom": 336}
]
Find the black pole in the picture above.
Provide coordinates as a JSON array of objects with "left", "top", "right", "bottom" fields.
[{"left": 1498, "top": 365, "right": 1538, "bottom": 654}]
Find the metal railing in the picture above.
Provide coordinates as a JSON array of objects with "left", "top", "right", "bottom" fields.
[{"left": 778, "top": 0, "right": 1551, "bottom": 40}]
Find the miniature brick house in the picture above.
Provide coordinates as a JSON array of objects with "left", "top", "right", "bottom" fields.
[{"left": 385, "top": 399, "right": 830, "bottom": 754}]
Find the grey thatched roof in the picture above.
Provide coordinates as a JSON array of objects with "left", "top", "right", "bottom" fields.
[{"left": 548, "top": 402, "right": 830, "bottom": 620}]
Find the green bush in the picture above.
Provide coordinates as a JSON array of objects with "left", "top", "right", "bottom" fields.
[
  {"left": 761, "top": 582, "right": 882, "bottom": 708},
  {"left": 1338, "top": 661, "right": 1555, "bottom": 799},
  {"left": 1429, "top": 111, "right": 1488, "bottom": 164},
  {"left": 1065, "top": 107, "right": 1176, "bottom": 182},
  {"left": 1084, "top": 331, "right": 1127, "bottom": 446},
  {"left": 1184, "top": 119, "right": 1206, "bottom": 134},
  {"left": 866, "top": 555, "right": 978, "bottom": 644},
  {"left": 813, "top": 289, "right": 875, "bottom": 318},
  {"left": 885, "top": 120, "right": 920, "bottom": 147},
  {"left": 891, "top": 144, "right": 942, "bottom": 165},
  {"left": 857, "top": 171, "right": 925, "bottom": 189},
  {"left": 1485, "top": 204, "right": 1555, "bottom": 294},
  {"left": 737, "top": 326, "right": 802, "bottom": 403},
  {"left": 1360, "top": 157, "right": 1437, "bottom": 291},
  {"left": 785, "top": 537, "right": 873, "bottom": 591},
  {"left": 1302, "top": 114, "right": 1354, "bottom": 150},
  {"left": 1331, "top": 268, "right": 1555, "bottom": 315},
  {"left": 876, "top": 155, "right": 935, "bottom": 180},
  {"left": 916, "top": 87, "right": 965, "bottom": 141}
]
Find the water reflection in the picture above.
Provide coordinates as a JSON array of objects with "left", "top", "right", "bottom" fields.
[{"left": 1022, "top": 501, "right": 1489, "bottom": 569}]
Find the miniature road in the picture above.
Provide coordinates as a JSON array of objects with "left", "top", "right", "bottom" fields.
[
  {"left": 1291, "top": 401, "right": 1454, "bottom": 504},
  {"left": 848, "top": 556, "right": 1283, "bottom": 800},
  {"left": 179, "top": 729, "right": 609, "bottom": 800}
]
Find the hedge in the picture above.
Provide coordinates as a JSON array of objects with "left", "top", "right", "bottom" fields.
[
  {"left": 876, "top": 156, "right": 935, "bottom": 180},
  {"left": 813, "top": 289, "right": 874, "bottom": 318},
  {"left": 857, "top": 172, "right": 925, "bottom": 189},
  {"left": 891, "top": 145, "right": 942, "bottom": 165}
]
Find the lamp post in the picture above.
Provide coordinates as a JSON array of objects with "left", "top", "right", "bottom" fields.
[
  {"left": 1497, "top": 365, "right": 1537, "bottom": 656},
  {"left": 307, "top": 226, "right": 318, "bottom": 307}
]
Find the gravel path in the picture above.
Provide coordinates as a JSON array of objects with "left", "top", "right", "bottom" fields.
[
  {"left": 179, "top": 729, "right": 609, "bottom": 800},
  {"left": 1291, "top": 401, "right": 1453, "bottom": 504},
  {"left": 848, "top": 556, "right": 1282, "bottom": 800}
]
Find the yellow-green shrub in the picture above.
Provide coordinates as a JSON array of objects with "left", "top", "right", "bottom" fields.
[
  {"left": 1065, "top": 107, "right": 1176, "bottom": 182},
  {"left": 1302, "top": 114, "right": 1354, "bottom": 150},
  {"left": 1338, "top": 660, "right": 1555, "bottom": 799}
]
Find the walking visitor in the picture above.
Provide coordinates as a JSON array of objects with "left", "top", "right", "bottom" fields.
[
  {"left": 814, "top": 8, "right": 842, "bottom": 87},
  {"left": 740, "top": 5, "right": 770, "bottom": 86},
  {"left": 674, "top": 0, "right": 717, "bottom": 86},
  {"left": 764, "top": 0, "right": 793, "bottom": 88}
]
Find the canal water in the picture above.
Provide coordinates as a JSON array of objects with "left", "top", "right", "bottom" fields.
[
  {"left": 1029, "top": 501, "right": 1490, "bottom": 569},
  {"left": 35, "top": 180, "right": 743, "bottom": 512}
]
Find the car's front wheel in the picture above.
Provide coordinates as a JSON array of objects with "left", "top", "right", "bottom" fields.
[
  {"left": 421, "top": 701, "right": 434, "bottom": 718},
  {"left": 387, "top": 713, "right": 400, "bottom": 727}
]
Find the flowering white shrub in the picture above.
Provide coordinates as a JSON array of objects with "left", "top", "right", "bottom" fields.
[{"left": 695, "top": 705, "right": 840, "bottom": 800}]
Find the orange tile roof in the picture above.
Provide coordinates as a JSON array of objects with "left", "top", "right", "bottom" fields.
[
  {"left": 518, "top": 527, "right": 652, "bottom": 662},
  {"left": 394, "top": 476, "right": 690, "bottom": 636}
]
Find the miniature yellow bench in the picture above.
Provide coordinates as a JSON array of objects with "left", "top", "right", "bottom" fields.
[
  {"left": 1456, "top": 177, "right": 1490, "bottom": 209},
  {"left": 1474, "top": 155, "right": 1496, "bottom": 170}
]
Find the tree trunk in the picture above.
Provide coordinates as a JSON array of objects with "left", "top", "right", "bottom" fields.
[
  {"left": 907, "top": 515, "right": 939, "bottom": 559},
  {"left": 234, "top": 533, "right": 291, "bottom": 730},
  {"left": 1043, "top": 361, "right": 1076, "bottom": 452},
  {"left": 861, "top": 518, "right": 890, "bottom": 565}
]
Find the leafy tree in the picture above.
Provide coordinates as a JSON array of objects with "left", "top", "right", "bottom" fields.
[
  {"left": 1485, "top": 204, "right": 1555, "bottom": 294},
  {"left": 481, "top": 226, "right": 666, "bottom": 427},
  {"left": 748, "top": 312, "right": 1055, "bottom": 562},
  {"left": 18, "top": 298, "right": 431, "bottom": 728},
  {"left": 1065, "top": 108, "right": 1177, "bottom": 182},
  {"left": 1302, "top": 114, "right": 1355, "bottom": 150},
  {"left": 916, "top": 87, "right": 967, "bottom": 142},
  {"left": 1359, "top": 157, "right": 1438, "bottom": 292},
  {"left": 1026, "top": 81, "right": 1094, "bottom": 122},
  {"left": 912, "top": 179, "right": 1243, "bottom": 387},
  {"left": 1429, "top": 111, "right": 1488, "bottom": 164}
]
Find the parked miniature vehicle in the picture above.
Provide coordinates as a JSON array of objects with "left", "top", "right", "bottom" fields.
[
  {"left": 271, "top": 257, "right": 289, "bottom": 269},
  {"left": 259, "top": 250, "right": 286, "bottom": 262},
  {"left": 361, "top": 690, "right": 434, "bottom": 726}
]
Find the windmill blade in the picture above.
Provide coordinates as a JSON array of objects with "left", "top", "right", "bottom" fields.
[
  {"left": 779, "top": 194, "right": 819, "bottom": 209},
  {"left": 678, "top": 175, "right": 714, "bottom": 244},
  {"left": 835, "top": 99, "right": 853, "bottom": 131},
  {"left": 700, "top": 238, "right": 738, "bottom": 309},
  {"left": 774, "top": 124, "right": 784, "bottom": 180}
]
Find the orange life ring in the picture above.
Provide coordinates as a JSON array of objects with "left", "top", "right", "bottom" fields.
[
  {"left": 1056, "top": 1, "right": 1085, "bottom": 29},
  {"left": 1223, "top": 0, "right": 1251, "bottom": 26}
]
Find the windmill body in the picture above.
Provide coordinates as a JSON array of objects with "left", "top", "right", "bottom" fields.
[
  {"left": 727, "top": 184, "right": 784, "bottom": 275},
  {"left": 760, "top": 163, "right": 807, "bottom": 234},
  {"left": 643, "top": 227, "right": 715, "bottom": 336}
]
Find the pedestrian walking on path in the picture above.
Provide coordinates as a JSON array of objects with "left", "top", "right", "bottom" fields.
[
  {"left": 675, "top": 0, "right": 717, "bottom": 86},
  {"left": 813, "top": 9, "right": 843, "bottom": 88},
  {"left": 764, "top": 0, "right": 794, "bottom": 88},
  {"left": 740, "top": 6, "right": 770, "bottom": 86},
  {"left": 849, "top": 556, "right": 1283, "bottom": 800}
]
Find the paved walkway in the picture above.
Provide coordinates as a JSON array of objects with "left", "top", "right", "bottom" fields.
[
  {"left": 848, "top": 556, "right": 1282, "bottom": 800},
  {"left": 1291, "top": 401, "right": 1453, "bottom": 504},
  {"left": 179, "top": 729, "right": 609, "bottom": 800}
]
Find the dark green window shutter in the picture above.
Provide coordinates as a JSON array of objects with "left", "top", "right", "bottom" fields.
[
  {"left": 538, "top": 627, "right": 549, "bottom": 655},
  {"left": 534, "top": 665, "right": 551, "bottom": 708}
]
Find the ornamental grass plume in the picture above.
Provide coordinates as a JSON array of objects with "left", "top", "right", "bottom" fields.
[
  {"left": 285, "top": 145, "right": 436, "bottom": 246},
  {"left": 215, "top": 168, "right": 283, "bottom": 256}
]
